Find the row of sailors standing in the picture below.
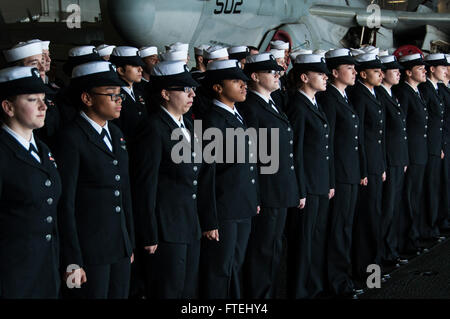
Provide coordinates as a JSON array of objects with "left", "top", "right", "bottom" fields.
[{"left": 0, "top": 36, "right": 449, "bottom": 300}]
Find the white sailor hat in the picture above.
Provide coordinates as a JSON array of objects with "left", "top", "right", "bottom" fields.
[
  {"left": 194, "top": 44, "right": 210, "bottom": 56},
  {"left": 379, "top": 55, "right": 403, "bottom": 70},
  {"left": 270, "top": 49, "right": 285, "bottom": 59},
  {"left": 0, "top": 66, "right": 52, "bottom": 99},
  {"left": 204, "top": 59, "right": 249, "bottom": 84},
  {"left": 424, "top": 53, "right": 450, "bottom": 66},
  {"left": 378, "top": 49, "right": 389, "bottom": 57},
  {"left": 96, "top": 44, "right": 116, "bottom": 57},
  {"left": 204, "top": 46, "right": 229, "bottom": 60},
  {"left": 160, "top": 50, "right": 188, "bottom": 62},
  {"left": 63, "top": 45, "right": 102, "bottom": 75},
  {"left": 3, "top": 41, "right": 43, "bottom": 63},
  {"left": 69, "top": 45, "right": 97, "bottom": 57},
  {"left": 355, "top": 53, "right": 383, "bottom": 70},
  {"left": 325, "top": 48, "right": 356, "bottom": 69},
  {"left": 150, "top": 61, "right": 199, "bottom": 89},
  {"left": 110, "top": 46, "right": 145, "bottom": 67},
  {"left": 70, "top": 61, "right": 127, "bottom": 91},
  {"left": 270, "top": 40, "right": 289, "bottom": 50},
  {"left": 313, "top": 49, "right": 327, "bottom": 58},
  {"left": 398, "top": 53, "right": 428, "bottom": 69},
  {"left": 26, "top": 39, "right": 50, "bottom": 51},
  {"left": 290, "top": 49, "right": 313, "bottom": 61},
  {"left": 228, "top": 46, "right": 250, "bottom": 61},
  {"left": 139, "top": 46, "right": 158, "bottom": 58},
  {"left": 361, "top": 45, "right": 379, "bottom": 55},
  {"left": 294, "top": 54, "right": 329, "bottom": 73},
  {"left": 165, "top": 42, "right": 189, "bottom": 53},
  {"left": 244, "top": 53, "right": 283, "bottom": 75},
  {"left": 350, "top": 48, "right": 366, "bottom": 57}
]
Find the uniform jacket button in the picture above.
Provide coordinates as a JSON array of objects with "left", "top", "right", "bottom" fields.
[
  {"left": 291, "top": 165, "right": 294, "bottom": 170},
  {"left": 113, "top": 160, "right": 118, "bottom": 166},
  {"left": 289, "top": 153, "right": 293, "bottom": 158},
  {"left": 114, "top": 190, "right": 120, "bottom": 197},
  {"left": 251, "top": 179, "right": 255, "bottom": 184},
  {"left": 45, "top": 179, "right": 52, "bottom": 187},
  {"left": 355, "top": 146, "right": 358, "bottom": 150},
  {"left": 250, "top": 166, "right": 254, "bottom": 171},
  {"left": 193, "top": 166, "right": 198, "bottom": 172},
  {"left": 47, "top": 198, "right": 53, "bottom": 205},
  {"left": 193, "top": 180, "right": 198, "bottom": 186},
  {"left": 46, "top": 216, "right": 53, "bottom": 223},
  {"left": 378, "top": 140, "right": 381, "bottom": 144},
  {"left": 192, "top": 194, "right": 197, "bottom": 199},
  {"left": 115, "top": 175, "right": 121, "bottom": 181},
  {"left": 115, "top": 206, "right": 121, "bottom": 213},
  {"left": 45, "top": 234, "right": 52, "bottom": 242}
]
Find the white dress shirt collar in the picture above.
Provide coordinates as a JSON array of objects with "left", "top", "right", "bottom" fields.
[
  {"left": 427, "top": 78, "right": 439, "bottom": 91},
  {"left": 358, "top": 80, "right": 376, "bottom": 96},
  {"left": 330, "top": 84, "right": 348, "bottom": 99},
  {"left": 122, "top": 86, "right": 135, "bottom": 101},
  {"left": 299, "top": 89, "right": 317, "bottom": 106},
  {"left": 80, "top": 111, "right": 113, "bottom": 151},
  {"left": 2, "top": 124, "right": 40, "bottom": 162},
  {"left": 380, "top": 84, "right": 392, "bottom": 97},
  {"left": 160, "top": 105, "right": 190, "bottom": 142}
]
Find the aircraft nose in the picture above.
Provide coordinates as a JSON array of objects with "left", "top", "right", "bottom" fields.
[
  {"left": 107, "top": 0, "right": 203, "bottom": 47},
  {"left": 108, "top": 0, "right": 157, "bottom": 46}
]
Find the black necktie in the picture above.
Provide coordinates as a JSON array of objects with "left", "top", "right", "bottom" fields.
[
  {"left": 344, "top": 95, "right": 349, "bottom": 104},
  {"left": 269, "top": 100, "right": 279, "bottom": 113},
  {"left": 29, "top": 143, "right": 39, "bottom": 155},
  {"left": 416, "top": 91, "right": 424, "bottom": 102},
  {"left": 235, "top": 112, "right": 245, "bottom": 125},
  {"left": 100, "top": 128, "right": 112, "bottom": 143}
]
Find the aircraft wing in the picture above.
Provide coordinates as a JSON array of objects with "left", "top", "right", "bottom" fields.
[{"left": 309, "top": 4, "right": 450, "bottom": 33}]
